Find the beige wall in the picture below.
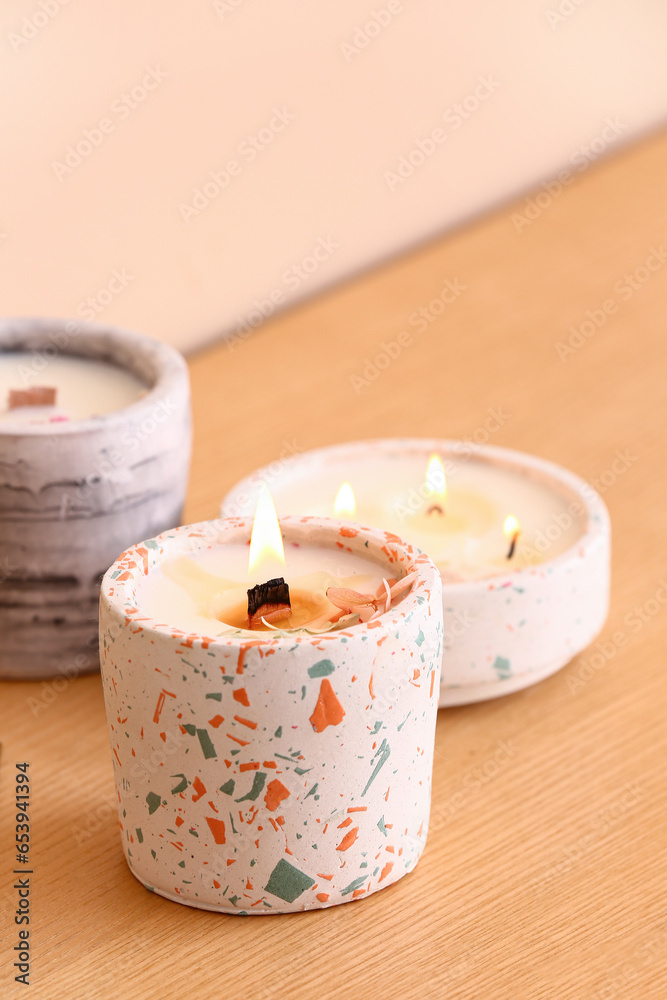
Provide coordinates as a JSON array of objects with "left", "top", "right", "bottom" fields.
[{"left": 2, "top": 1, "right": 666, "bottom": 351}]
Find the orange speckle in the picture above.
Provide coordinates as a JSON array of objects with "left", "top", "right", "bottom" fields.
[
  {"left": 316, "top": 892, "right": 330, "bottom": 902},
  {"left": 175, "top": 816, "right": 184, "bottom": 827},
  {"left": 352, "top": 888, "right": 366, "bottom": 898},
  {"left": 205, "top": 817, "right": 226, "bottom": 844},
  {"left": 227, "top": 734, "right": 251, "bottom": 747},
  {"left": 317, "top": 873, "right": 334, "bottom": 881},
  {"left": 369, "top": 674, "right": 375, "bottom": 700},
  {"left": 347, "top": 806, "right": 367, "bottom": 813},
  {"left": 264, "top": 779, "right": 290, "bottom": 811},
  {"left": 192, "top": 777, "right": 206, "bottom": 802},
  {"left": 337, "top": 817, "right": 353, "bottom": 828},
  {"left": 234, "top": 715, "right": 258, "bottom": 730},
  {"left": 213, "top": 880, "right": 221, "bottom": 889},
  {"left": 309, "top": 678, "right": 345, "bottom": 733},
  {"left": 208, "top": 715, "right": 224, "bottom": 728},
  {"left": 339, "top": 527, "right": 357, "bottom": 538},
  {"left": 226, "top": 858, "right": 236, "bottom": 866},
  {"left": 240, "top": 762, "right": 260, "bottom": 772},
  {"left": 379, "top": 862, "right": 394, "bottom": 882},
  {"left": 233, "top": 688, "right": 250, "bottom": 707},
  {"left": 336, "top": 827, "right": 359, "bottom": 851},
  {"left": 263, "top": 760, "right": 278, "bottom": 769}
]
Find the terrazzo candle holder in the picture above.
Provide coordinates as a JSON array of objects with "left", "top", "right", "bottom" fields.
[
  {"left": 222, "top": 440, "right": 611, "bottom": 706},
  {"left": 99, "top": 516, "right": 443, "bottom": 914},
  {"left": 0, "top": 317, "right": 191, "bottom": 680}
]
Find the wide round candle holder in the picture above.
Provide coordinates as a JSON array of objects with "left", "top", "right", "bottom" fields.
[
  {"left": 0, "top": 317, "right": 191, "bottom": 680},
  {"left": 222, "top": 439, "right": 611, "bottom": 707},
  {"left": 99, "top": 516, "right": 443, "bottom": 914}
]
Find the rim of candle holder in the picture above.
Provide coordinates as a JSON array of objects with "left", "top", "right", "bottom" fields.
[
  {"left": 221, "top": 437, "right": 611, "bottom": 580},
  {"left": 0, "top": 316, "right": 189, "bottom": 437},
  {"left": 101, "top": 515, "right": 442, "bottom": 646}
]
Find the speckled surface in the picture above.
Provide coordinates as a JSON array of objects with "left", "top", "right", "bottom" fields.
[{"left": 99, "top": 516, "right": 443, "bottom": 913}]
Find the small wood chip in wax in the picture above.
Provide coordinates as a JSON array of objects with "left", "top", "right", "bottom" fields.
[
  {"left": 8, "top": 386, "right": 57, "bottom": 409},
  {"left": 247, "top": 577, "right": 291, "bottom": 629}
]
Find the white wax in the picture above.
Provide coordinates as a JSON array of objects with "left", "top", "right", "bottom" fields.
[
  {"left": 257, "top": 455, "right": 585, "bottom": 580},
  {"left": 0, "top": 352, "right": 147, "bottom": 425},
  {"left": 136, "top": 541, "right": 387, "bottom": 636}
]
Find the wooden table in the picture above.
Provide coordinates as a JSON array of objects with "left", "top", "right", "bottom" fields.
[{"left": 2, "top": 131, "right": 667, "bottom": 1000}]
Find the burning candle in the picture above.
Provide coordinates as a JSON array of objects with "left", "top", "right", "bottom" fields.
[
  {"left": 100, "top": 514, "right": 443, "bottom": 914},
  {"left": 0, "top": 317, "right": 191, "bottom": 680},
  {"left": 223, "top": 439, "right": 610, "bottom": 706},
  {"left": 140, "top": 485, "right": 409, "bottom": 637}
]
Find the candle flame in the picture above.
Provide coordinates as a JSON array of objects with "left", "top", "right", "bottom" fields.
[
  {"left": 333, "top": 481, "right": 356, "bottom": 519},
  {"left": 503, "top": 514, "right": 520, "bottom": 539},
  {"left": 425, "top": 454, "right": 447, "bottom": 502},
  {"left": 248, "top": 484, "right": 285, "bottom": 578}
]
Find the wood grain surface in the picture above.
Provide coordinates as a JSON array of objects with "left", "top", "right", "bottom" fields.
[{"left": 1, "top": 131, "right": 666, "bottom": 1000}]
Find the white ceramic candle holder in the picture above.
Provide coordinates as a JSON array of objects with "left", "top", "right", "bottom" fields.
[
  {"left": 99, "top": 516, "right": 443, "bottom": 914},
  {"left": 0, "top": 317, "right": 191, "bottom": 680},
  {"left": 222, "top": 439, "right": 611, "bottom": 707}
]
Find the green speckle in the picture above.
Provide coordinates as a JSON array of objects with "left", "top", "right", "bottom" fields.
[
  {"left": 397, "top": 711, "right": 411, "bottom": 732},
  {"left": 182, "top": 723, "right": 196, "bottom": 735},
  {"left": 196, "top": 728, "right": 217, "bottom": 759},
  {"left": 205, "top": 692, "right": 222, "bottom": 701},
  {"left": 222, "top": 676, "right": 234, "bottom": 684},
  {"left": 362, "top": 740, "right": 391, "bottom": 797},
  {"left": 219, "top": 779, "right": 235, "bottom": 796},
  {"left": 377, "top": 815, "right": 388, "bottom": 837},
  {"left": 236, "top": 771, "right": 267, "bottom": 802},
  {"left": 415, "top": 629, "right": 425, "bottom": 646},
  {"left": 135, "top": 828, "right": 143, "bottom": 843},
  {"left": 150, "top": 850, "right": 157, "bottom": 860},
  {"left": 294, "top": 766, "right": 312, "bottom": 776},
  {"left": 493, "top": 656, "right": 512, "bottom": 678},
  {"left": 372, "top": 721, "right": 382, "bottom": 734},
  {"left": 304, "top": 783, "right": 319, "bottom": 799},
  {"left": 307, "top": 659, "right": 335, "bottom": 678},
  {"left": 145, "top": 539, "right": 159, "bottom": 549},
  {"left": 301, "top": 685, "right": 307, "bottom": 700},
  {"left": 170, "top": 774, "right": 188, "bottom": 794},
  {"left": 178, "top": 860, "right": 186, "bottom": 868},
  {"left": 264, "top": 859, "right": 315, "bottom": 903},
  {"left": 341, "top": 876, "right": 367, "bottom": 896},
  {"left": 274, "top": 726, "right": 283, "bottom": 738},
  {"left": 146, "top": 792, "right": 161, "bottom": 815}
]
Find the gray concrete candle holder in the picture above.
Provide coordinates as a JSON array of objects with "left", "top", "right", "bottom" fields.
[{"left": 0, "top": 317, "right": 191, "bottom": 680}]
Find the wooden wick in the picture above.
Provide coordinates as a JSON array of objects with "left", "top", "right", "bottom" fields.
[
  {"left": 8, "top": 386, "right": 57, "bottom": 409},
  {"left": 426, "top": 503, "right": 445, "bottom": 516},
  {"left": 247, "top": 577, "right": 291, "bottom": 629},
  {"left": 506, "top": 534, "right": 518, "bottom": 560}
]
